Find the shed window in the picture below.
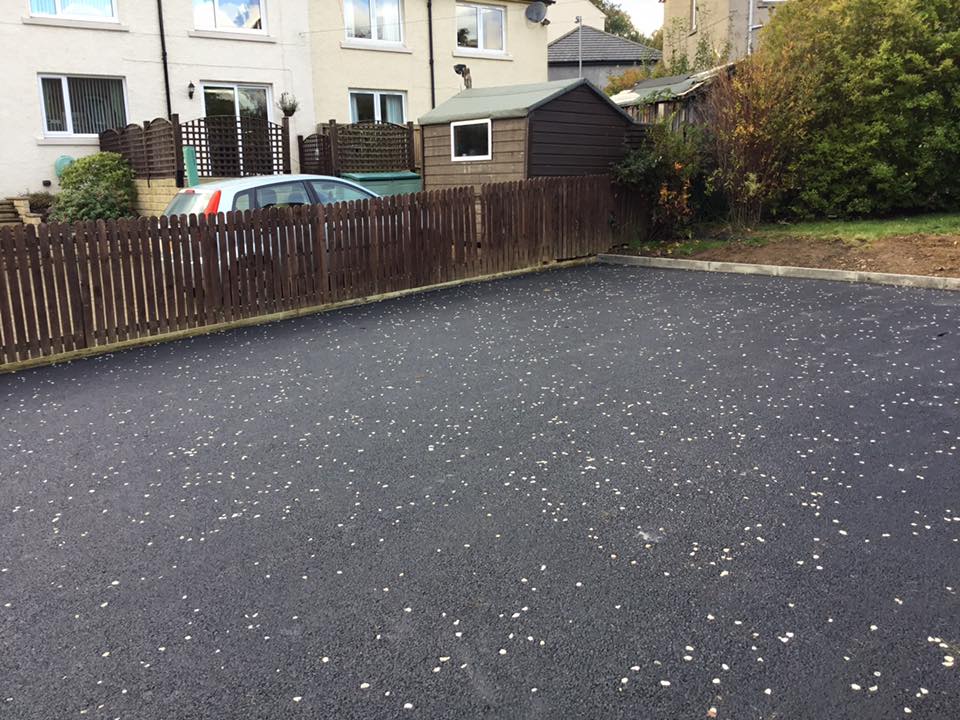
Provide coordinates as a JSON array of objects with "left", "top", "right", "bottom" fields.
[
  {"left": 30, "top": 0, "right": 117, "bottom": 20},
  {"left": 451, "top": 119, "right": 491, "bottom": 161},
  {"left": 456, "top": 3, "right": 504, "bottom": 53},
  {"left": 40, "top": 75, "right": 127, "bottom": 136}
]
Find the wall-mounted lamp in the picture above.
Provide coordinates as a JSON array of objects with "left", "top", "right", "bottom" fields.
[{"left": 188, "top": 82, "right": 196, "bottom": 100}]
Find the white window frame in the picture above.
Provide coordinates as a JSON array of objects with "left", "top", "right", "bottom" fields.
[
  {"left": 455, "top": 2, "right": 506, "bottom": 55},
  {"left": 348, "top": 89, "right": 408, "bottom": 124},
  {"left": 193, "top": 0, "right": 268, "bottom": 34},
  {"left": 450, "top": 118, "right": 492, "bottom": 162},
  {"left": 28, "top": 0, "right": 119, "bottom": 22},
  {"left": 200, "top": 82, "right": 274, "bottom": 122},
  {"left": 38, "top": 73, "right": 129, "bottom": 137},
  {"left": 690, "top": 0, "right": 697, "bottom": 32},
  {"left": 343, "top": 0, "right": 405, "bottom": 46}
]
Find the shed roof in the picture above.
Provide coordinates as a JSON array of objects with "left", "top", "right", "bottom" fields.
[
  {"left": 418, "top": 78, "right": 633, "bottom": 126},
  {"left": 548, "top": 25, "right": 661, "bottom": 65},
  {"left": 609, "top": 67, "right": 727, "bottom": 107}
]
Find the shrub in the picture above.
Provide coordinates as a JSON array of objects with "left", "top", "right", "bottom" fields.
[
  {"left": 749, "top": 0, "right": 960, "bottom": 218},
  {"left": 702, "top": 59, "right": 815, "bottom": 225},
  {"left": 50, "top": 152, "right": 137, "bottom": 223},
  {"left": 613, "top": 121, "right": 714, "bottom": 240},
  {"left": 27, "top": 192, "right": 57, "bottom": 222}
]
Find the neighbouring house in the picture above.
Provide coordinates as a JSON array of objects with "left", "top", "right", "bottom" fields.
[
  {"left": 544, "top": 0, "right": 606, "bottom": 42},
  {"left": 418, "top": 78, "right": 636, "bottom": 191},
  {"left": 660, "top": 0, "right": 785, "bottom": 68},
  {"left": 609, "top": 66, "right": 730, "bottom": 127},
  {"left": 1, "top": 0, "right": 315, "bottom": 207},
  {"left": 1, "top": 0, "right": 551, "bottom": 207},
  {"left": 548, "top": 25, "right": 661, "bottom": 88}
]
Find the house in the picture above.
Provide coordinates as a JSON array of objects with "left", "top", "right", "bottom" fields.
[
  {"left": 548, "top": 25, "right": 661, "bottom": 88},
  {"left": 418, "top": 78, "right": 635, "bottom": 191},
  {"left": 660, "top": 0, "right": 785, "bottom": 68},
  {"left": 545, "top": 0, "right": 606, "bottom": 42},
  {"left": 0, "top": 1, "right": 550, "bottom": 202}
]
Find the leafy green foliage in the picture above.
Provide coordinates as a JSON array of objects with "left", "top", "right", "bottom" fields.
[
  {"left": 27, "top": 192, "right": 57, "bottom": 221},
  {"left": 756, "top": 0, "right": 960, "bottom": 217},
  {"left": 613, "top": 122, "right": 717, "bottom": 240},
  {"left": 50, "top": 152, "right": 137, "bottom": 223},
  {"left": 587, "top": 0, "right": 659, "bottom": 48}
]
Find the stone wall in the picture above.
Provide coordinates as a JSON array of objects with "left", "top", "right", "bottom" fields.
[{"left": 134, "top": 178, "right": 179, "bottom": 218}]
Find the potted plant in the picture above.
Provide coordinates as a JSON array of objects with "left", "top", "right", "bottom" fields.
[{"left": 277, "top": 92, "right": 300, "bottom": 118}]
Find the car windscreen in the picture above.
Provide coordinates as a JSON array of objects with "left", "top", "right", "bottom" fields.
[{"left": 164, "top": 190, "right": 213, "bottom": 217}]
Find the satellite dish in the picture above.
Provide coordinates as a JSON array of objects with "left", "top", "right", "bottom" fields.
[
  {"left": 54, "top": 155, "right": 75, "bottom": 178},
  {"left": 525, "top": 1, "right": 548, "bottom": 23}
]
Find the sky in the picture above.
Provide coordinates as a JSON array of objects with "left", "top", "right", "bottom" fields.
[{"left": 619, "top": 0, "right": 665, "bottom": 35}]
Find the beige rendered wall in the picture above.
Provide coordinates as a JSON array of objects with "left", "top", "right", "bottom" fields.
[
  {"left": 662, "top": 0, "right": 778, "bottom": 68},
  {"left": 309, "top": 0, "right": 549, "bottom": 128},
  {"left": 546, "top": 0, "right": 607, "bottom": 42},
  {"left": 0, "top": 0, "right": 315, "bottom": 198}
]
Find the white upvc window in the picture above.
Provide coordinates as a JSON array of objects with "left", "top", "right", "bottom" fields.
[
  {"left": 29, "top": 0, "right": 117, "bottom": 21},
  {"left": 456, "top": 2, "right": 505, "bottom": 54},
  {"left": 450, "top": 118, "right": 491, "bottom": 162},
  {"left": 39, "top": 74, "right": 128, "bottom": 137},
  {"left": 349, "top": 90, "right": 407, "bottom": 124},
  {"left": 345, "top": 0, "right": 403, "bottom": 44},
  {"left": 193, "top": 0, "right": 266, "bottom": 33}
]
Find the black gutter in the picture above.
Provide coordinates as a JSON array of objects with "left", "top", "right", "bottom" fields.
[
  {"left": 156, "top": 0, "right": 173, "bottom": 119},
  {"left": 427, "top": 0, "right": 436, "bottom": 108}
]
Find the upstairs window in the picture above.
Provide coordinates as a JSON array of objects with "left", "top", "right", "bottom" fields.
[
  {"left": 40, "top": 75, "right": 127, "bottom": 136},
  {"left": 451, "top": 119, "right": 491, "bottom": 162},
  {"left": 345, "top": 0, "right": 402, "bottom": 43},
  {"left": 193, "top": 0, "right": 264, "bottom": 32},
  {"left": 456, "top": 3, "right": 504, "bottom": 53},
  {"left": 29, "top": 0, "right": 117, "bottom": 20}
]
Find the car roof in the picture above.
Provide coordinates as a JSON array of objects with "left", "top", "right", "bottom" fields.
[{"left": 186, "top": 175, "right": 359, "bottom": 192}]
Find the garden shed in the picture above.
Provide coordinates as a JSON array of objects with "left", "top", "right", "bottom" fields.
[{"left": 418, "top": 78, "right": 636, "bottom": 191}]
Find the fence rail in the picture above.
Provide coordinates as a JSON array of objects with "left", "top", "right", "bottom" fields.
[{"left": 0, "top": 175, "right": 643, "bottom": 369}]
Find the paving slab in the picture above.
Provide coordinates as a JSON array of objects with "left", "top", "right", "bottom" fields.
[{"left": 1, "top": 265, "right": 958, "bottom": 719}]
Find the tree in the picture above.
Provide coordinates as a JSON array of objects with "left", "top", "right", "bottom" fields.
[
  {"left": 755, "top": 0, "right": 960, "bottom": 217},
  {"left": 588, "top": 0, "right": 660, "bottom": 47},
  {"left": 604, "top": 67, "right": 653, "bottom": 96}
]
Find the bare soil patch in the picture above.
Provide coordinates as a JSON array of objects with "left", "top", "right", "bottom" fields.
[{"left": 687, "top": 235, "right": 960, "bottom": 277}]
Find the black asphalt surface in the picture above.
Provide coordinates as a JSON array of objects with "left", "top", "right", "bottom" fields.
[{"left": 1, "top": 264, "right": 958, "bottom": 720}]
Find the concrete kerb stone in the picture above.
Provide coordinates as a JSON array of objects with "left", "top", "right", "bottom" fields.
[{"left": 598, "top": 254, "right": 960, "bottom": 292}]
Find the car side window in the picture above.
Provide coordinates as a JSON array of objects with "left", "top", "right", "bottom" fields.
[
  {"left": 233, "top": 190, "right": 252, "bottom": 212},
  {"left": 309, "top": 180, "right": 373, "bottom": 205},
  {"left": 255, "top": 182, "right": 311, "bottom": 209}
]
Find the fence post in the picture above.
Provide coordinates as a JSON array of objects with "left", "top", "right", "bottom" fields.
[
  {"left": 406, "top": 121, "right": 416, "bottom": 172},
  {"left": 328, "top": 119, "right": 340, "bottom": 177},
  {"left": 171, "top": 113, "right": 185, "bottom": 188},
  {"left": 297, "top": 135, "right": 305, "bottom": 174},
  {"left": 281, "top": 116, "right": 292, "bottom": 174}
]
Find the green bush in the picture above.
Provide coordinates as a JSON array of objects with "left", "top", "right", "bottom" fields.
[
  {"left": 27, "top": 192, "right": 57, "bottom": 221},
  {"left": 756, "top": 0, "right": 960, "bottom": 218},
  {"left": 613, "top": 121, "right": 717, "bottom": 240},
  {"left": 50, "top": 152, "right": 137, "bottom": 223}
]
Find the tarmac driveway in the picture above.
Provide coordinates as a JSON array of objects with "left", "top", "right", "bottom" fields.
[{"left": 1, "top": 264, "right": 958, "bottom": 719}]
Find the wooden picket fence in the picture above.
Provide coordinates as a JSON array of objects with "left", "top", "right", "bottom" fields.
[{"left": 0, "top": 175, "right": 638, "bottom": 369}]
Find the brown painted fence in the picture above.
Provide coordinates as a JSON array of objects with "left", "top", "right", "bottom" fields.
[{"left": 0, "top": 175, "right": 641, "bottom": 369}]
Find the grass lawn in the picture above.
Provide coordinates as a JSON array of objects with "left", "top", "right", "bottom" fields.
[
  {"left": 628, "top": 212, "right": 960, "bottom": 277},
  {"left": 634, "top": 212, "right": 960, "bottom": 257}
]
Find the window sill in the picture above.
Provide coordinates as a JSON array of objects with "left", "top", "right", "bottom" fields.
[
  {"left": 340, "top": 40, "right": 412, "bottom": 54},
  {"left": 188, "top": 29, "right": 275, "bottom": 43},
  {"left": 452, "top": 49, "right": 513, "bottom": 62},
  {"left": 22, "top": 16, "right": 128, "bottom": 32},
  {"left": 36, "top": 136, "right": 100, "bottom": 146}
]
